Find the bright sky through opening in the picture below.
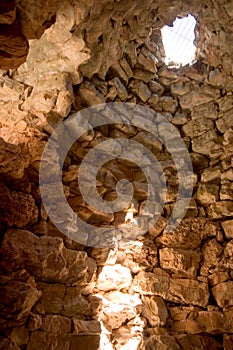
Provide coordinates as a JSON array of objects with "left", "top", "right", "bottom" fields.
[{"left": 161, "top": 15, "right": 197, "bottom": 66}]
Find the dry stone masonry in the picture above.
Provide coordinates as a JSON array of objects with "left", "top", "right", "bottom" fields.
[{"left": 0, "top": 0, "right": 233, "bottom": 349}]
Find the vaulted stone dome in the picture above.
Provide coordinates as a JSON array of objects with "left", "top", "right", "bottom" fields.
[{"left": 0, "top": 0, "right": 232, "bottom": 349}]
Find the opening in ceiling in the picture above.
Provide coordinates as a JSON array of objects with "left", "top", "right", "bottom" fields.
[{"left": 161, "top": 14, "right": 197, "bottom": 67}]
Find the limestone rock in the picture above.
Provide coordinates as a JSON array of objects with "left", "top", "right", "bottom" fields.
[
  {"left": 148, "top": 93, "right": 160, "bottom": 109},
  {"left": 72, "top": 319, "right": 101, "bottom": 334},
  {"left": 0, "top": 0, "right": 16, "bottom": 25},
  {"left": 129, "top": 80, "right": 151, "bottom": 102},
  {"left": 172, "top": 112, "right": 189, "bottom": 126},
  {"left": 104, "top": 291, "right": 141, "bottom": 308},
  {"left": 0, "top": 0, "right": 233, "bottom": 346},
  {"left": 112, "top": 319, "right": 144, "bottom": 350},
  {"left": 78, "top": 81, "right": 105, "bottom": 107},
  {"left": 0, "top": 76, "right": 25, "bottom": 102},
  {"left": 172, "top": 309, "right": 233, "bottom": 334},
  {"left": 155, "top": 96, "right": 178, "bottom": 113},
  {"left": 148, "top": 81, "right": 164, "bottom": 95},
  {"left": 16, "top": 0, "right": 60, "bottom": 39},
  {"left": 212, "top": 281, "right": 233, "bottom": 308},
  {"left": 182, "top": 117, "right": 215, "bottom": 138},
  {"left": 22, "top": 73, "right": 73, "bottom": 118},
  {"left": 218, "top": 95, "right": 233, "bottom": 113},
  {"left": 117, "top": 238, "right": 158, "bottom": 273},
  {"left": 120, "top": 58, "right": 133, "bottom": 79},
  {"left": 36, "top": 283, "right": 65, "bottom": 314},
  {"left": 0, "top": 184, "right": 38, "bottom": 227},
  {"left": 27, "top": 332, "right": 70, "bottom": 350},
  {"left": 148, "top": 217, "right": 167, "bottom": 239},
  {"left": 155, "top": 218, "right": 205, "bottom": 249},
  {"left": 141, "top": 295, "right": 168, "bottom": 327},
  {"left": 190, "top": 153, "right": 209, "bottom": 173},
  {"left": 36, "top": 283, "right": 91, "bottom": 317},
  {"left": 9, "top": 327, "right": 29, "bottom": 346},
  {"left": 221, "top": 220, "right": 233, "bottom": 239},
  {"left": 192, "top": 101, "right": 218, "bottom": 120},
  {"left": 0, "top": 229, "right": 88, "bottom": 284},
  {"left": 132, "top": 270, "right": 209, "bottom": 307},
  {"left": 196, "top": 183, "right": 219, "bottom": 206},
  {"left": 216, "top": 108, "right": 233, "bottom": 133},
  {"left": 96, "top": 264, "right": 132, "bottom": 291},
  {"left": 137, "top": 47, "right": 158, "bottom": 73},
  {"left": 169, "top": 278, "right": 209, "bottom": 307},
  {"left": 159, "top": 247, "right": 200, "bottom": 278},
  {"left": 208, "top": 271, "right": 230, "bottom": 286},
  {"left": 170, "top": 81, "right": 191, "bottom": 97},
  {"left": 62, "top": 287, "right": 90, "bottom": 317},
  {"left": 101, "top": 293, "right": 141, "bottom": 331},
  {"left": 176, "top": 334, "right": 223, "bottom": 349},
  {"left": 41, "top": 315, "right": 71, "bottom": 333},
  {"left": 16, "top": 0, "right": 89, "bottom": 85},
  {"left": 100, "top": 296, "right": 138, "bottom": 329},
  {"left": 133, "top": 69, "right": 155, "bottom": 83},
  {"left": 192, "top": 130, "right": 222, "bottom": 156},
  {"left": 0, "top": 337, "right": 21, "bottom": 350},
  {"left": 223, "top": 335, "right": 233, "bottom": 350},
  {"left": 111, "top": 77, "right": 128, "bottom": 101},
  {"left": 158, "top": 67, "right": 177, "bottom": 85},
  {"left": 200, "top": 239, "right": 222, "bottom": 276},
  {"left": 0, "top": 277, "right": 41, "bottom": 330},
  {"left": 179, "top": 86, "right": 218, "bottom": 110},
  {"left": 220, "top": 182, "right": 233, "bottom": 200},
  {"left": 144, "top": 335, "right": 180, "bottom": 350},
  {"left": 201, "top": 167, "right": 221, "bottom": 183},
  {"left": 207, "top": 68, "right": 228, "bottom": 88},
  {"left": 0, "top": 137, "right": 29, "bottom": 179},
  {"left": 88, "top": 246, "right": 118, "bottom": 266},
  {"left": 70, "top": 335, "right": 100, "bottom": 350},
  {"left": 207, "top": 201, "right": 233, "bottom": 218},
  {"left": 220, "top": 240, "right": 233, "bottom": 270},
  {"left": 0, "top": 20, "right": 28, "bottom": 69},
  {"left": 27, "top": 313, "right": 43, "bottom": 331}
]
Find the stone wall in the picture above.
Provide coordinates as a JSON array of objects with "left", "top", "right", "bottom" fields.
[{"left": 0, "top": 0, "right": 233, "bottom": 349}]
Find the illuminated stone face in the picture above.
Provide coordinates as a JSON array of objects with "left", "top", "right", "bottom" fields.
[{"left": 161, "top": 14, "right": 197, "bottom": 66}]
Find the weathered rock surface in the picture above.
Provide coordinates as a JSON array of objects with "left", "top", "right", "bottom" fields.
[
  {"left": 0, "top": 20, "right": 28, "bottom": 69},
  {"left": 132, "top": 270, "right": 209, "bottom": 307},
  {"left": 96, "top": 264, "right": 132, "bottom": 292},
  {"left": 0, "top": 183, "right": 38, "bottom": 227},
  {"left": 212, "top": 281, "right": 233, "bottom": 308},
  {"left": 27, "top": 332, "right": 70, "bottom": 350},
  {"left": 221, "top": 220, "right": 233, "bottom": 239},
  {"left": 0, "top": 0, "right": 233, "bottom": 348},
  {"left": 0, "top": 137, "right": 29, "bottom": 179},
  {"left": 0, "top": 229, "right": 88, "bottom": 284},
  {"left": 172, "top": 308, "right": 233, "bottom": 334},
  {"left": 22, "top": 72, "right": 73, "bottom": 119},
  {"left": 159, "top": 247, "right": 200, "bottom": 278},
  {"left": 141, "top": 295, "right": 168, "bottom": 327},
  {"left": 144, "top": 334, "right": 181, "bottom": 350},
  {"left": 0, "top": 272, "right": 41, "bottom": 330}
]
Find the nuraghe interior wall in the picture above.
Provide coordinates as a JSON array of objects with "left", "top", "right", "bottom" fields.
[{"left": 0, "top": 0, "right": 233, "bottom": 349}]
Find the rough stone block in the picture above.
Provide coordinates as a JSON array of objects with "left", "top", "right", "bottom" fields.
[
  {"left": 132, "top": 270, "right": 209, "bottom": 307},
  {"left": 70, "top": 335, "right": 100, "bottom": 350},
  {"left": 159, "top": 247, "right": 200, "bottom": 278},
  {"left": 96, "top": 264, "right": 132, "bottom": 292},
  {"left": 0, "top": 229, "right": 88, "bottom": 284},
  {"left": 27, "top": 332, "right": 70, "bottom": 350}
]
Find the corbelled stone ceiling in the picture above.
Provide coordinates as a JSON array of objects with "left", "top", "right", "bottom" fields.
[{"left": 0, "top": 0, "right": 233, "bottom": 349}]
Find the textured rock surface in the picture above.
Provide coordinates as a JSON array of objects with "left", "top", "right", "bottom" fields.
[
  {"left": 0, "top": 229, "right": 88, "bottom": 284},
  {"left": 0, "top": 0, "right": 233, "bottom": 348}
]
